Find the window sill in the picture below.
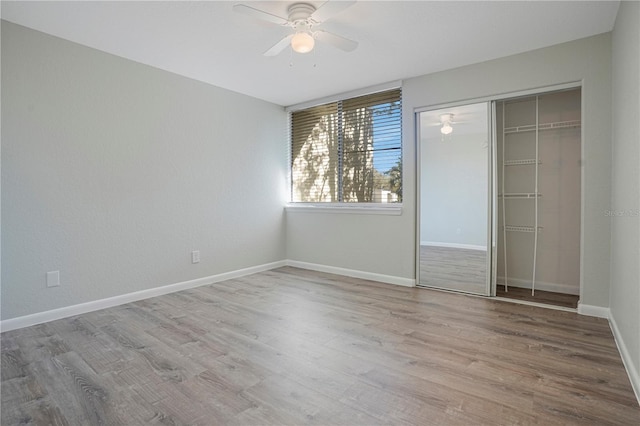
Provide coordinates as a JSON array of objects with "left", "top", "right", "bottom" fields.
[{"left": 285, "top": 203, "right": 403, "bottom": 215}]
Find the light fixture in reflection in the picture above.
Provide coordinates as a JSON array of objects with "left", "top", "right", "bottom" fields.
[{"left": 440, "top": 113, "right": 454, "bottom": 135}]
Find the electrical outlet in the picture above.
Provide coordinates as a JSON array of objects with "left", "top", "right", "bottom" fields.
[
  {"left": 191, "top": 250, "right": 200, "bottom": 264},
  {"left": 47, "top": 271, "right": 60, "bottom": 287}
]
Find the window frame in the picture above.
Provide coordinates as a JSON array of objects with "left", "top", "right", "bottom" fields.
[
  {"left": 287, "top": 86, "right": 403, "bottom": 211},
  {"left": 284, "top": 202, "right": 403, "bottom": 215}
]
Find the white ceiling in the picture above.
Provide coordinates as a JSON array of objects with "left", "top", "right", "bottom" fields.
[{"left": 1, "top": 0, "right": 619, "bottom": 106}]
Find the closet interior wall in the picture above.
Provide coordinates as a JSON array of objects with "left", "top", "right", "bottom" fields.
[{"left": 496, "top": 88, "right": 582, "bottom": 296}]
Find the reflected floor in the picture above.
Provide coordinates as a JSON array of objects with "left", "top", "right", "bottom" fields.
[{"left": 419, "top": 245, "right": 487, "bottom": 294}]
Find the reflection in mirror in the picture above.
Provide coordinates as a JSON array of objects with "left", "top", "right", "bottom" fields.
[{"left": 418, "top": 102, "right": 490, "bottom": 295}]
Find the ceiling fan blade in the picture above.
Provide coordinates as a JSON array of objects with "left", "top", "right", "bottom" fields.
[
  {"left": 315, "top": 30, "right": 358, "bottom": 52},
  {"left": 264, "top": 34, "right": 294, "bottom": 56},
  {"left": 233, "top": 4, "right": 288, "bottom": 26},
  {"left": 311, "top": 0, "right": 356, "bottom": 23}
]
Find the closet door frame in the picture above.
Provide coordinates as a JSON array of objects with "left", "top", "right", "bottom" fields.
[{"left": 415, "top": 81, "right": 582, "bottom": 299}]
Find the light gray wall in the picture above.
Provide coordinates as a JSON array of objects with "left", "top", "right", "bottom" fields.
[
  {"left": 286, "top": 210, "right": 413, "bottom": 278},
  {"left": 288, "top": 33, "right": 612, "bottom": 307},
  {"left": 420, "top": 133, "right": 488, "bottom": 248},
  {"left": 1, "top": 22, "right": 288, "bottom": 320},
  {"left": 610, "top": 0, "right": 640, "bottom": 388}
]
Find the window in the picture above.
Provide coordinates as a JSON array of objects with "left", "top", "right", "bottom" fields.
[{"left": 290, "top": 88, "right": 402, "bottom": 203}]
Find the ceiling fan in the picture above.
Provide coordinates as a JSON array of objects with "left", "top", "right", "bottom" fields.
[
  {"left": 424, "top": 113, "right": 460, "bottom": 135},
  {"left": 233, "top": 1, "right": 358, "bottom": 56}
]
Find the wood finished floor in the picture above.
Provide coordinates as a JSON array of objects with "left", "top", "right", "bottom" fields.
[
  {"left": 2, "top": 267, "right": 638, "bottom": 425},
  {"left": 419, "top": 245, "right": 487, "bottom": 294}
]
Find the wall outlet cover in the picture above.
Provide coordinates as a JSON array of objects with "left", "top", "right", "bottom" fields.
[{"left": 46, "top": 271, "right": 60, "bottom": 287}]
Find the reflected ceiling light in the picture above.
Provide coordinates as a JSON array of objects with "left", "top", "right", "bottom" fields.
[
  {"left": 440, "top": 113, "right": 454, "bottom": 135},
  {"left": 441, "top": 123, "right": 453, "bottom": 135},
  {"left": 291, "top": 31, "right": 315, "bottom": 53}
]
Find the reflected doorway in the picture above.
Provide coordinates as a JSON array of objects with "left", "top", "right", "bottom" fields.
[{"left": 417, "top": 102, "right": 493, "bottom": 295}]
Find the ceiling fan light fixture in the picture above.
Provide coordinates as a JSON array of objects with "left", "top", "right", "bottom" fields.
[
  {"left": 291, "top": 31, "right": 315, "bottom": 53},
  {"left": 441, "top": 123, "right": 453, "bottom": 135}
]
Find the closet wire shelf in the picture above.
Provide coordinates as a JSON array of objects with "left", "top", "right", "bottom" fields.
[
  {"left": 504, "top": 159, "right": 541, "bottom": 166},
  {"left": 504, "top": 225, "right": 543, "bottom": 233},
  {"left": 503, "top": 120, "right": 581, "bottom": 134},
  {"left": 499, "top": 193, "right": 542, "bottom": 199}
]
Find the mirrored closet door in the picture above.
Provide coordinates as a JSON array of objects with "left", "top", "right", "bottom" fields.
[{"left": 417, "top": 102, "right": 493, "bottom": 295}]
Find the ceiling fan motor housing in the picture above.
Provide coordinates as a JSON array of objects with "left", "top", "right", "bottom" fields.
[{"left": 288, "top": 3, "right": 316, "bottom": 25}]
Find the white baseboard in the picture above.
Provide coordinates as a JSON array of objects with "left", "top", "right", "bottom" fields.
[
  {"left": 609, "top": 313, "right": 640, "bottom": 405},
  {"left": 497, "top": 276, "right": 580, "bottom": 295},
  {"left": 286, "top": 260, "right": 415, "bottom": 287},
  {"left": 576, "top": 303, "right": 610, "bottom": 318},
  {"left": 0, "top": 260, "right": 287, "bottom": 333},
  {"left": 421, "top": 241, "right": 487, "bottom": 251}
]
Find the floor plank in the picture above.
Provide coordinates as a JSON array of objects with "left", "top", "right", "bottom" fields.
[{"left": 2, "top": 267, "right": 638, "bottom": 425}]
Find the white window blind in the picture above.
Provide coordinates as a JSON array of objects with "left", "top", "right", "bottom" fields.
[{"left": 290, "top": 88, "right": 402, "bottom": 203}]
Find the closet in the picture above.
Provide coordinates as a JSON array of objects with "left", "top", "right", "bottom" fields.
[{"left": 496, "top": 88, "right": 581, "bottom": 307}]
